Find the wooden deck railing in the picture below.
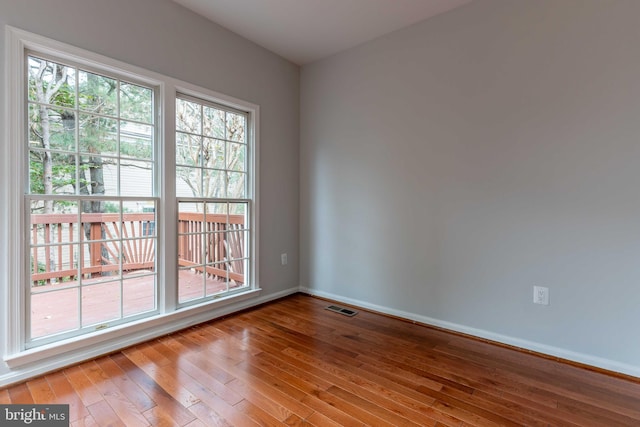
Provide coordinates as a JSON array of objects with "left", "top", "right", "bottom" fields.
[
  {"left": 177, "top": 212, "right": 245, "bottom": 284},
  {"left": 31, "top": 212, "right": 245, "bottom": 285}
]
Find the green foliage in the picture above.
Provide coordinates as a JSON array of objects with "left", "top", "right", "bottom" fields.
[{"left": 28, "top": 57, "right": 155, "bottom": 210}]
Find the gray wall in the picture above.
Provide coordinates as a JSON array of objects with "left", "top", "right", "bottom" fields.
[
  {"left": 0, "top": 0, "right": 299, "bottom": 378},
  {"left": 301, "top": 0, "right": 640, "bottom": 373}
]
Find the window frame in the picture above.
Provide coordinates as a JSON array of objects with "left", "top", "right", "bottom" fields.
[
  {"left": 24, "top": 52, "right": 162, "bottom": 348},
  {"left": 2, "top": 26, "right": 260, "bottom": 366},
  {"left": 174, "top": 93, "right": 254, "bottom": 307}
]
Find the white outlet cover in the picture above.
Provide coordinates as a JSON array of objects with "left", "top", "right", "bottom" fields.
[{"left": 533, "top": 286, "right": 549, "bottom": 305}]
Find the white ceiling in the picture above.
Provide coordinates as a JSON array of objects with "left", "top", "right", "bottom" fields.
[{"left": 173, "top": 0, "right": 472, "bottom": 65}]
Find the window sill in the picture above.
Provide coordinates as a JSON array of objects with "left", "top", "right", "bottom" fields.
[{"left": 4, "top": 288, "right": 262, "bottom": 369}]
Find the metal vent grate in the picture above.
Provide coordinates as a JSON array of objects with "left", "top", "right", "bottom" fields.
[{"left": 326, "top": 305, "right": 358, "bottom": 317}]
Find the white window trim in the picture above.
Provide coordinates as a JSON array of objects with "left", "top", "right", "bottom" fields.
[{"left": 2, "top": 26, "right": 260, "bottom": 368}]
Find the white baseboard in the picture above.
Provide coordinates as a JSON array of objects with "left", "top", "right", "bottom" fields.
[
  {"left": 299, "top": 287, "right": 640, "bottom": 379},
  {"left": 0, "top": 287, "right": 299, "bottom": 388}
]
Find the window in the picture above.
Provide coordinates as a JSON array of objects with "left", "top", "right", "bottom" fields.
[
  {"left": 175, "top": 96, "right": 251, "bottom": 304},
  {"left": 26, "top": 55, "right": 158, "bottom": 346},
  {"left": 4, "top": 28, "right": 258, "bottom": 357}
]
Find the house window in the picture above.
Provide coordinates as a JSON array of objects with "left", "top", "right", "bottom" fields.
[
  {"left": 175, "top": 96, "right": 251, "bottom": 304},
  {"left": 4, "top": 28, "right": 259, "bottom": 355},
  {"left": 26, "top": 54, "right": 158, "bottom": 346}
]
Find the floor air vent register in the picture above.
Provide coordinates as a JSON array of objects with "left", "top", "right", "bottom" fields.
[{"left": 325, "top": 305, "right": 358, "bottom": 317}]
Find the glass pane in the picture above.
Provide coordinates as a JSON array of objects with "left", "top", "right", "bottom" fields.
[
  {"left": 205, "top": 232, "right": 226, "bottom": 265},
  {"left": 123, "top": 275, "right": 156, "bottom": 317},
  {"left": 205, "top": 202, "right": 227, "bottom": 216},
  {"left": 226, "top": 112, "right": 245, "bottom": 142},
  {"left": 81, "top": 205, "right": 120, "bottom": 241},
  {"left": 225, "top": 228, "right": 246, "bottom": 262},
  {"left": 227, "top": 172, "right": 245, "bottom": 198},
  {"left": 203, "top": 138, "right": 225, "bottom": 169},
  {"left": 176, "top": 132, "right": 201, "bottom": 166},
  {"left": 205, "top": 263, "right": 227, "bottom": 296},
  {"left": 28, "top": 105, "right": 76, "bottom": 152},
  {"left": 122, "top": 208, "right": 156, "bottom": 239},
  {"left": 178, "top": 233, "right": 204, "bottom": 265},
  {"left": 121, "top": 159, "right": 153, "bottom": 197},
  {"left": 178, "top": 200, "right": 203, "bottom": 243},
  {"left": 227, "top": 142, "right": 245, "bottom": 172},
  {"left": 80, "top": 241, "right": 122, "bottom": 284},
  {"left": 31, "top": 288, "right": 79, "bottom": 339},
  {"left": 203, "top": 169, "right": 226, "bottom": 198},
  {"left": 78, "top": 70, "right": 117, "bottom": 116},
  {"left": 203, "top": 106, "right": 225, "bottom": 138},
  {"left": 228, "top": 259, "right": 246, "bottom": 287},
  {"left": 178, "top": 201, "right": 203, "bottom": 215},
  {"left": 29, "top": 151, "right": 78, "bottom": 195},
  {"left": 30, "top": 242, "right": 79, "bottom": 288},
  {"left": 176, "top": 98, "right": 201, "bottom": 134},
  {"left": 121, "top": 237, "right": 155, "bottom": 272},
  {"left": 79, "top": 114, "right": 117, "bottom": 155},
  {"left": 121, "top": 121, "right": 153, "bottom": 160},
  {"left": 120, "top": 82, "right": 153, "bottom": 124},
  {"left": 28, "top": 56, "right": 76, "bottom": 108},
  {"left": 176, "top": 166, "right": 200, "bottom": 197},
  {"left": 81, "top": 281, "right": 121, "bottom": 327},
  {"left": 79, "top": 155, "right": 118, "bottom": 197},
  {"left": 229, "top": 202, "right": 247, "bottom": 227},
  {"left": 30, "top": 200, "right": 79, "bottom": 243},
  {"left": 179, "top": 267, "right": 204, "bottom": 303},
  {"left": 230, "top": 259, "right": 248, "bottom": 289}
]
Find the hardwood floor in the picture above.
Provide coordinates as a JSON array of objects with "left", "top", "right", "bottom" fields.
[{"left": 2, "top": 294, "right": 640, "bottom": 426}]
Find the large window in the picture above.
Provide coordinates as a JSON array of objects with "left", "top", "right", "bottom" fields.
[
  {"left": 175, "top": 96, "right": 251, "bottom": 304},
  {"left": 26, "top": 55, "right": 158, "bottom": 346},
  {"left": 4, "top": 28, "right": 258, "bottom": 355}
]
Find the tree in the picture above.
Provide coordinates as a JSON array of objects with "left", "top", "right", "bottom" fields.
[
  {"left": 28, "top": 58, "right": 71, "bottom": 213},
  {"left": 175, "top": 98, "right": 246, "bottom": 213}
]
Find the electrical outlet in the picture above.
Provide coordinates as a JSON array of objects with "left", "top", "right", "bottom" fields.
[
  {"left": 533, "top": 286, "right": 549, "bottom": 305},
  {"left": 281, "top": 253, "right": 288, "bottom": 265}
]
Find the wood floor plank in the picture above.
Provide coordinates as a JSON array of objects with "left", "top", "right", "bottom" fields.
[
  {"left": 93, "top": 356, "right": 156, "bottom": 413},
  {"left": 123, "top": 347, "right": 200, "bottom": 408},
  {"left": 26, "top": 377, "right": 56, "bottom": 403},
  {"left": 179, "top": 370, "right": 261, "bottom": 426},
  {"left": 109, "top": 353, "right": 196, "bottom": 426},
  {"left": 153, "top": 338, "right": 243, "bottom": 407},
  {"left": 303, "top": 411, "right": 350, "bottom": 427},
  {"left": 234, "top": 398, "right": 286, "bottom": 427},
  {"left": 2, "top": 294, "right": 640, "bottom": 427},
  {"left": 86, "top": 399, "right": 125, "bottom": 427},
  {"left": 70, "top": 414, "right": 99, "bottom": 427},
  {"left": 46, "top": 370, "right": 91, "bottom": 424},
  {"left": 186, "top": 401, "right": 233, "bottom": 427},
  {"left": 142, "top": 406, "right": 180, "bottom": 427},
  {"left": 64, "top": 365, "right": 104, "bottom": 408},
  {"left": 81, "top": 360, "right": 150, "bottom": 427},
  {"left": 226, "top": 378, "right": 294, "bottom": 421},
  {"left": 7, "top": 382, "right": 34, "bottom": 404}
]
